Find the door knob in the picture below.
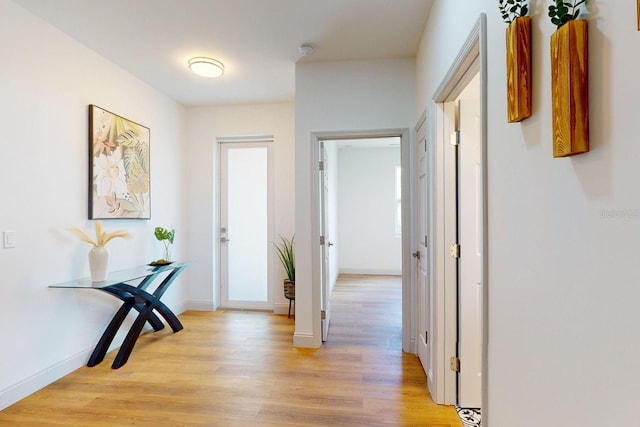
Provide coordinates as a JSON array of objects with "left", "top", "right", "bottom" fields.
[
  {"left": 412, "top": 251, "right": 421, "bottom": 260},
  {"left": 328, "top": 241, "right": 334, "bottom": 247},
  {"left": 221, "top": 237, "right": 230, "bottom": 243}
]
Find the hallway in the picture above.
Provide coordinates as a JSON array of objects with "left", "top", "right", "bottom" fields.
[{"left": 0, "top": 275, "right": 461, "bottom": 426}]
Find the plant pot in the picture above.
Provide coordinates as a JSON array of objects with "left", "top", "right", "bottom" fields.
[
  {"left": 284, "top": 279, "right": 295, "bottom": 300},
  {"left": 284, "top": 279, "right": 295, "bottom": 318},
  {"left": 506, "top": 16, "right": 532, "bottom": 122},
  {"left": 88, "top": 245, "right": 109, "bottom": 282},
  {"left": 550, "top": 20, "right": 589, "bottom": 157}
]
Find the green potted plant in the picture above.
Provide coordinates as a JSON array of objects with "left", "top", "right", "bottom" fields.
[
  {"left": 273, "top": 235, "right": 295, "bottom": 317},
  {"left": 497, "top": 0, "right": 529, "bottom": 24},
  {"left": 548, "top": 0, "right": 587, "bottom": 29},
  {"left": 153, "top": 226, "right": 175, "bottom": 265}
]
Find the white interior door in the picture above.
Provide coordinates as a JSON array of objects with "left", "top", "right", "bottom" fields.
[
  {"left": 414, "top": 114, "right": 433, "bottom": 388},
  {"left": 320, "top": 141, "right": 331, "bottom": 341},
  {"left": 457, "top": 85, "right": 482, "bottom": 407},
  {"left": 220, "top": 142, "right": 273, "bottom": 310}
]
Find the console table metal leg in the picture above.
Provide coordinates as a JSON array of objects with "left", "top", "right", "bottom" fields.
[
  {"left": 87, "top": 302, "right": 133, "bottom": 367},
  {"left": 151, "top": 299, "right": 183, "bottom": 332},
  {"left": 111, "top": 305, "right": 155, "bottom": 369}
]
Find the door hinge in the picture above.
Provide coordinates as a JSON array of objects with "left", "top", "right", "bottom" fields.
[
  {"left": 450, "top": 130, "right": 460, "bottom": 146},
  {"left": 321, "top": 310, "right": 326, "bottom": 320},
  {"left": 425, "top": 331, "right": 428, "bottom": 345},
  {"left": 424, "top": 235, "right": 428, "bottom": 247},
  {"left": 424, "top": 138, "right": 427, "bottom": 152},
  {"left": 449, "top": 243, "right": 460, "bottom": 258},
  {"left": 319, "top": 161, "right": 324, "bottom": 171},
  {"left": 450, "top": 356, "right": 460, "bottom": 373},
  {"left": 320, "top": 235, "right": 325, "bottom": 245}
]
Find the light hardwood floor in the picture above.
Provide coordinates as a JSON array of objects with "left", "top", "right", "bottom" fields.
[{"left": 0, "top": 274, "right": 461, "bottom": 426}]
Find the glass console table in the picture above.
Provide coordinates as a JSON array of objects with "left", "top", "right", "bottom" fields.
[{"left": 50, "top": 263, "right": 187, "bottom": 369}]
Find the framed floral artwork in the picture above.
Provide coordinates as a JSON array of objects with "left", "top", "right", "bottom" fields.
[{"left": 88, "top": 105, "right": 150, "bottom": 219}]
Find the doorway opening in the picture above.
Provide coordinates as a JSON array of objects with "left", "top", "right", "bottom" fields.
[
  {"left": 320, "top": 137, "right": 403, "bottom": 342},
  {"left": 310, "top": 129, "right": 413, "bottom": 352}
]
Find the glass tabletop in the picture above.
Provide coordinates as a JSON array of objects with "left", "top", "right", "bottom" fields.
[{"left": 49, "top": 262, "right": 186, "bottom": 289}]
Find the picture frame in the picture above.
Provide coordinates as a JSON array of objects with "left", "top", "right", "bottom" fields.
[{"left": 88, "top": 105, "right": 150, "bottom": 219}]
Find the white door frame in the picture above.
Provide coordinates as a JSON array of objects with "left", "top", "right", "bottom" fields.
[
  {"left": 310, "top": 128, "right": 414, "bottom": 352},
  {"left": 216, "top": 135, "right": 275, "bottom": 311},
  {"left": 429, "top": 14, "right": 488, "bottom": 409}
]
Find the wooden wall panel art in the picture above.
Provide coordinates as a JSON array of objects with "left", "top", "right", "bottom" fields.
[
  {"left": 550, "top": 20, "right": 589, "bottom": 157},
  {"left": 506, "top": 16, "right": 532, "bottom": 122}
]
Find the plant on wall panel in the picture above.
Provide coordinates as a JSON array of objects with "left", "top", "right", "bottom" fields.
[
  {"left": 498, "top": 0, "right": 529, "bottom": 24},
  {"left": 548, "top": 0, "right": 588, "bottom": 29}
]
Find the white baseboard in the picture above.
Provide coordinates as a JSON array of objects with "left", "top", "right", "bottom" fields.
[
  {"left": 339, "top": 268, "right": 402, "bottom": 276},
  {"left": 273, "top": 301, "right": 294, "bottom": 316},
  {"left": 293, "top": 332, "right": 319, "bottom": 348},
  {"left": 0, "top": 331, "right": 126, "bottom": 411},
  {"left": 184, "top": 300, "right": 215, "bottom": 311}
]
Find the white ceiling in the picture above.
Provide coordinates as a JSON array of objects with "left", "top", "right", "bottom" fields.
[{"left": 13, "top": 0, "right": 433, "bottom": 107}]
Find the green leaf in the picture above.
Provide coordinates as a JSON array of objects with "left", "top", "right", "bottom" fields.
[
  {"left": 273, "top": 235, "right": 295, "bottom": 281},
  {"left": 117, "top": 197, "right": 141, "bottom": 214},
  {"left": 136, "top": 141, "right": 150, "bottom": 174},
  {"left": 116, "top": 129, "right": 140, "bottom": 148},
  {"left": 154, "top": 227, "right": 176, "bottom": 244}
]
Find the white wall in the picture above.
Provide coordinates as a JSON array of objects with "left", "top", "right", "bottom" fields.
[
  {"left": 337, "top": 147, "right": 402, "bottom": 275},
  {"left": 0, "top": 0, "right": 186, "bottom": 409},
  {"left": 184, "top": 103, "right": 295, "bottom": 313},
  {"left": 418, "top": 1, "right": 640, "bottom": 425},
  {"left": 294, "top": 58, "right": 415, "bottom": 347}
]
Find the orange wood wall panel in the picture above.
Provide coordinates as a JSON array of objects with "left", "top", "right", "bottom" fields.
[
  {"left": 550, "top": 20, "right": 589, "bottom": 157},
  {"left": 506, "top": 16, "right": 532, "bottom": 122}
]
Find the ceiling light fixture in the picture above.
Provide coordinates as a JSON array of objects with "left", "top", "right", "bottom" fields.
[{"left": 188, "top": 57, "right": 225, "bottom": 78}]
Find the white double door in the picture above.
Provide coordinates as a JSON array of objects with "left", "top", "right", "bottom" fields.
[{"left": 219, "top": 141, "right": 273, "bottom": 309}]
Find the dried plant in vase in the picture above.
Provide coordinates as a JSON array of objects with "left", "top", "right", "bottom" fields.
[{"left": 69, "top": 221, "right": 131, "bottom": 281}]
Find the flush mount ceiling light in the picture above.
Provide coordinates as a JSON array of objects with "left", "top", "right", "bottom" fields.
[
  {"left": 188, "top": 57, "right": 224, "bottom": 78},
  {"left": 299, "top": 44, "right": 314, "bottom": 57}
]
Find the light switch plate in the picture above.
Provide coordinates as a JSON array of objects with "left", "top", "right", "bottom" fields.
[{"left": 4, "top": 231, "right": 16, "bottom": 248}]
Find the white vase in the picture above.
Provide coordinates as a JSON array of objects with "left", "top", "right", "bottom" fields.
[{"left": 88, "top": 245, "right": 109, "bottom": 282}]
